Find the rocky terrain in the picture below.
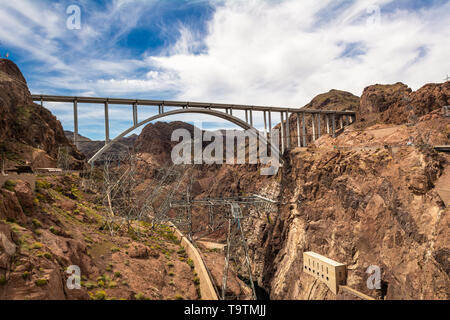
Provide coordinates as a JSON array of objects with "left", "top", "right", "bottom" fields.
[
  {"left": 0, "top": 58, "right": 448, "bottom": 300},
  {"left": 64, "top": 131, "right": 138, "bottom": 160},
  {"left": 0, "top": 59, "right": 84, "bottom": 170}
]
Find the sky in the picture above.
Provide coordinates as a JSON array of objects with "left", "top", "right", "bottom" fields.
[{"left": 0, "top": 0, "right": 449, "bottom": 140}]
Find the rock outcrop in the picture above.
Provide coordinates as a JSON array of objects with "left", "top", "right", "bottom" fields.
[
  {"left": 358, "top": 81, "right": 450, "bottom": 126},
  {"left": 0, "top": 59, "right": 84, "bottom": 169}
]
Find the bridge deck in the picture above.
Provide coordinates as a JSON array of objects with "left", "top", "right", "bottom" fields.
[{"left": 32, "top": 94, "right": 356, "bottom": 115}]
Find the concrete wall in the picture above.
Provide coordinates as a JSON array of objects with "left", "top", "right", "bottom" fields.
[
  {"left": 168, "top": 224, "right": 219, "bottom": 300},
  {"left": 303, "top": 252, "right": 347, "bottom": 294}
]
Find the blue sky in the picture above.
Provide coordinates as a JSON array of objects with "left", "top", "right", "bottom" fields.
[{"left": 0, "top": 0, "right": 449, "bottom": 140}]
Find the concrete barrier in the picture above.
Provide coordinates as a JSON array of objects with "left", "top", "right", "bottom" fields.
[{"left": 168, "top": 223, "right": 219, "bottom": 300}]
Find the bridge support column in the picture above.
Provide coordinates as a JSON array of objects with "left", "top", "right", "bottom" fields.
[
  {"left": 249, "top": 110, "right": 253, "bottom": 127},
  {"left": 245, "top": 110, "right": 249, "bottom": 123},
  {"left": 73, "top": 100, "right": 78, "bottom": 148},
  {"left": 285, "top": 111, "right": 290, "bottom": 149},
  {"left": 326, "top": 114, "right": 330, "bottom": 135},
  {"left": 296, "top": 113, "right": 301, "bottom": 147},
  {"left": 340, "top": 116, "right": 343, "bottom": 129},
  {"left": 104, "top": 101, "right": 110, "bottom": 143},
  {"left": 229, "top": 108, "right": 233, "bottom": 116},
  {"left": 302, "top": 112, "right": 306, "bottom": 147},
  {"left": 132, "top": 103, "right": 138, "bottom": 127},
  {"left": 317, "top": 113, "right": 321, "bottom": 138},
  {"left": 280, "top": 112, "right": 285, "bottom": 153},
  {"left": 312, "top": 114, "right": 316, "bottom": 141},
  {"left": 263, "top": 111, "right": 267, "bottom": 136},
  {"left": 268, "top": 111, "right": 272, "bottom": 140},
  {"left": 332, "top": 113, "right": 336, "bottom": 138}
]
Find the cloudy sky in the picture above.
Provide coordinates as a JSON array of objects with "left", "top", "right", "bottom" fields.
[{"left": 0, "top": 0, "right": 449, "bottom": 140}]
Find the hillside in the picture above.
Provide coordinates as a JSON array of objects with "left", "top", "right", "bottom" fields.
[
  {"left": 0, "top": 59, "right": 84, "bottom": 169},
  {"left": 64, "top": 131, "right": 138, "bottom": 160}
]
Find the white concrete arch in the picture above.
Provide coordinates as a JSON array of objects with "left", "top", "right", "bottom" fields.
[{"left": 88, "top": 108, "right": 281, "bottom": 165}]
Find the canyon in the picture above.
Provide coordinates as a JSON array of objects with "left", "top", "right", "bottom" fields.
[{"left": 0, "top": 58, "right": 448, "bottom": 300}]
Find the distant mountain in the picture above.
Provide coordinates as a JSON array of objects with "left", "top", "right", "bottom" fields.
[{"left": 64, "top": 131, "right": 138, "bottom": 159}]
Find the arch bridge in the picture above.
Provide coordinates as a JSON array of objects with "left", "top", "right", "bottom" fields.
[{"left": 31, "top": 95, "right": 356, "bottom": 164}]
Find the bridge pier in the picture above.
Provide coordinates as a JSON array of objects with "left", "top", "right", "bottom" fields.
[
  {"left": 296, "top": 113, "right": 301, "bottom": 147},
  {"left": 302, "top": 112, "right": 306, "bottom": 147},
  {"left": 104, "top": 101, "right": 110, "bottom": 143},
  {"left": 285, "top": 111, "right": 290, "bottom": 149},
  {"left": 73, "top": 99, "right": 79, "bottom": 148},
  {"left": 280, "top": 112, "right": 285, "bottom": 153},
  {"left": 332, "top": 113, "right": 336, "bottom": 138},
  {"left": 317, "top": 113, "right": 321, "bottom": 138},
  {"left": 132, "top": 102, "right": 138, "bottom": 127},
  {"left": 326, "top": 114, "right": 330, "bottom": 135},
  {"left": 312, "top": 114, "right": 316, "bottom": 141}
]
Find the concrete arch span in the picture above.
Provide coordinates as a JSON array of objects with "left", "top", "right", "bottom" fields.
[{"left": 88, "top": 108, "right": 282, "bottom": 167}]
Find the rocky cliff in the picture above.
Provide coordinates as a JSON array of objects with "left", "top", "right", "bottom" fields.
[{"left": 0, "top": 59, "right": 84, "bottom": 169}]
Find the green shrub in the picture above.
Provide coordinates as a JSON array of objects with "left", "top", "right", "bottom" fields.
[
  {"left": 0, "top": 275, "right": 7, "bottom": 285},
  {"left": 108, "top": 281, "right": 117, "bottom": 288},
  {"left": 134, "top": 292, "right": 149, "bottom": 300},
  {"left": 173, "top": 294, "right": 184, "bottom": 300},
  {"left": 167, "top": 262, "right": 174, "bottom": 268},
  {"left": 93, "top": 290, "right": 107, "bottom": 300},
  {"left": 32, "top": 242, "right": 43, "bottom": 249},
  {"left": 193, "top": 277, "right": 200, "bottom": 285},
  {"left": 3, "top": 180, "right": 16, "bottom": 192},
  {"left": 113, "top": 271, "right": 121, "bottom": 278},
  {"left": 35, "top": 279, "right": 48, "bottom": 286},
  {"left": 35, "top": 180, "right": 51, "bottom": 191},
  {"left": 22, "top": 271, "right": 30, "bottom": 280},
  {"left": 186, "top": 259, "right": 194, "bottom": 269},
  {"left": 32, "top": 219, "right": 42, "bottom": 228}
]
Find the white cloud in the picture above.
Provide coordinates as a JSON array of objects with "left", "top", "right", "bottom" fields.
[{"left": 147, "top": 0, "right": 450, "bottom": 106}]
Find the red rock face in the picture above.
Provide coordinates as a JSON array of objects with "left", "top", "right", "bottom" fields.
[
  {"left": 358, "top": 81, "right": 450, "bottom": 125},
  {"left": 0, "top": 59, "right": 84, "bottom": 169},
  {"left": 135, "top": 121, "right": 196, "bottom": 166}
]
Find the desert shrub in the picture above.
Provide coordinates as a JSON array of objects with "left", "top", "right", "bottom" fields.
[
  {"left": 35, "top": 279, "right": 48, "bottom": 286},
  {"left": 3, "top": 180, "right": 16, "bottom": 192},
  {"left": 31, "top": 219, "right": 42, "bottom": 228}
]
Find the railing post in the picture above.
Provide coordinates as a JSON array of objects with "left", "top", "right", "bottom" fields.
[{"left": 104, "top": 101, "right": 110, "bottom": 144}]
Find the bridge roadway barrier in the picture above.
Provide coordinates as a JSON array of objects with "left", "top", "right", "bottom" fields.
[{"left": 167, "top": 223, "right": 219, "bottom": 300}]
